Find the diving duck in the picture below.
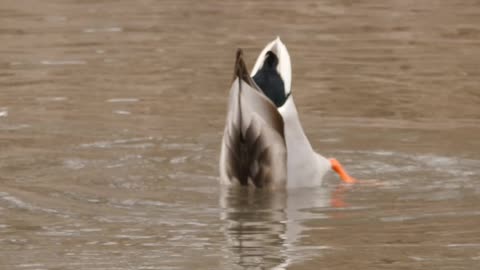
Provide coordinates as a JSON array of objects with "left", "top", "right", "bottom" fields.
[{"left": 220, "top": 37, "right": 356, "bottom": 189}]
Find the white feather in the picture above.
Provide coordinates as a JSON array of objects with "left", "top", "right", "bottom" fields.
[
  {"left": 278, "top": 95, "right": 331, "bottom": 188},
  {"left": 253, "top": 37, "right": 332, "bottom": 188},
  {"left": 251, "top": 37, "right": 292, "bottom": 95}
]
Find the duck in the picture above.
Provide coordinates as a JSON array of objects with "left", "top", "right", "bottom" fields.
[{"left": 220, "top": 37, "right": 356, "bottom": 189}]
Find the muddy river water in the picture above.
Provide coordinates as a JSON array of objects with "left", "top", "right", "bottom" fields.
[{"left": 1, "top": 0, "right": 480, "bottom": 269}]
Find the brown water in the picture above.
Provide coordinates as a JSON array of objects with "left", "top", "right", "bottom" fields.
[{"left": 1, "top": 0, "right": 480, "bottom": 269}]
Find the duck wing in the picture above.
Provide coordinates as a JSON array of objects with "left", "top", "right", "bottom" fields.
[{"left": 221, "top": 49, "right": 287, "bottom": 188}]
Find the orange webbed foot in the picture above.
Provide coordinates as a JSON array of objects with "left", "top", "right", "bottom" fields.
[{"left": 329, "top": 158, "right": 357, "bottom": 184}]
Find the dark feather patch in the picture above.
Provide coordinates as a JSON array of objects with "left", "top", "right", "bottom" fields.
[
  {"left": 252, "top": 51, "right": 288, "bottom": 107},
  {"left": 225, "top": 120, "right": 279, "bottom": 188}
]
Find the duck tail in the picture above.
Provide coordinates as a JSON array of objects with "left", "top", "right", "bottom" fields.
[
  {"left": 233, "top": 49, "right": 259, "bottom": 141},
  {"left": 233, "top": 49, "right": 254, "bottom": 85}
]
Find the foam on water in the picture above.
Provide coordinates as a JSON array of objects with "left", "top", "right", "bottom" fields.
[
  {"left": 40, "top": 60, "right": 86, "bottom": 65},
  {"left": 36, "top": 97, "right": 67, "bottom": 102},
  {"left": 83, "top": 27, "right": 123, "bottom": 33},
  {"left": 0, "top": 108, "right": 7, "bottom": 117},
  {"left": 79, "top": 137, "right": 155, "bottom": 148},
  {"left": 106, "top": 98, "right": 139, "bottom": 103}
]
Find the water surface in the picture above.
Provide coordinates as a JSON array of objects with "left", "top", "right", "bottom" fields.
[{"left": 1, "top": 0, "right": 480, "bottom": 269}]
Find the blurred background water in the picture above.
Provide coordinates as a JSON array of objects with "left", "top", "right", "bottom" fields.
[{"left": 1, "top": 0, "right": 479, "bottom": 269}]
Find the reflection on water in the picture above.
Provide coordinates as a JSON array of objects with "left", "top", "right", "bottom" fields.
[
  {"left": 220, "top": 185, "right": 345, "bottom": 269},
  {"left": 220, "top": 188, "right": 289, "bottom": 269},
  {"left": 1, "top": 0, "right": 480, "bottom": 269}
]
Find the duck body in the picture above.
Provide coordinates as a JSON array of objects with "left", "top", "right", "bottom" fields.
[{"left": 277, "top": 95, "right": 332, "bottom": 188}]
